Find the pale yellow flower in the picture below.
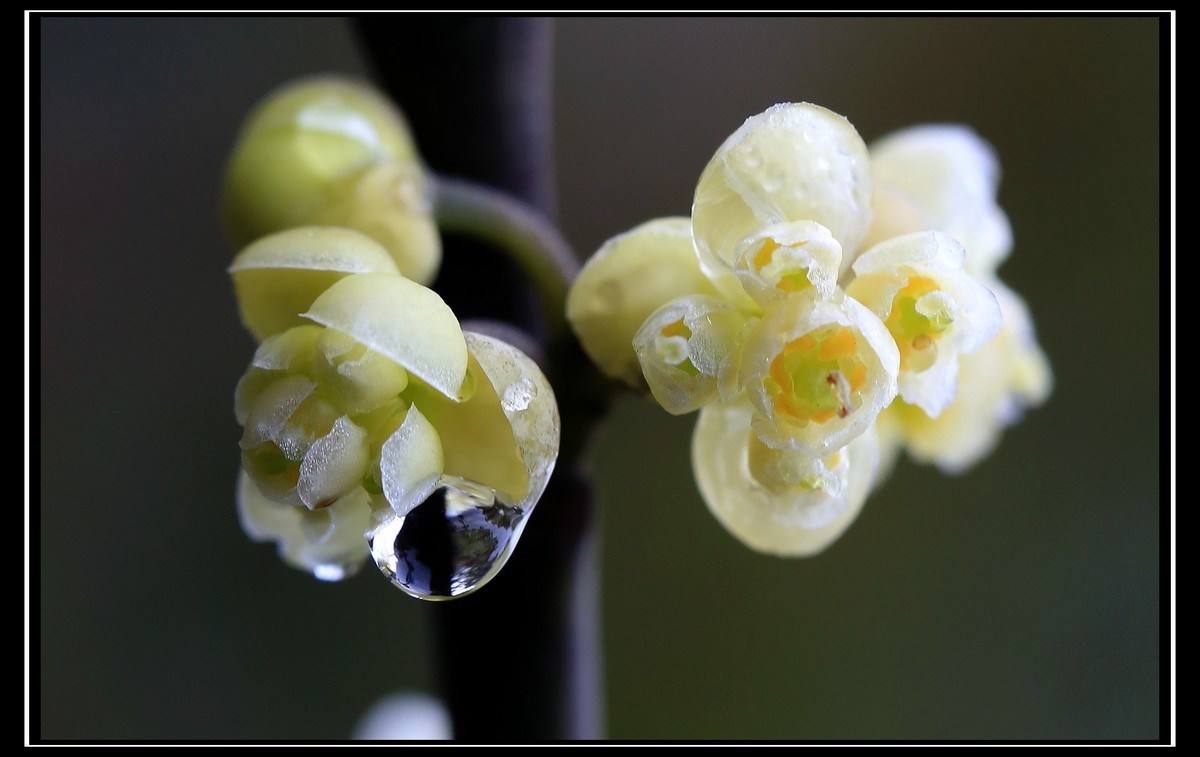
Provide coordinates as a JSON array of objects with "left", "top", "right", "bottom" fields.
[
  {"left": 692, "top": 102, "right": 874, "bottom": 288},
  {"left": 693, "top": 398, "right": 882, "bottom": 556},
  {"left": 865, "top": 123, "right": 1013, "bottom": 278},
  {"left": 222, "top": 77, "right": 441, "bottom": 284},
  {"left": 860, "top": 124, "right": 1050, "bottom": 471},
  {"left": 566, "top": 217, "right": 720, "bottom": 388},
  {"left": 569, "top": 103, "right": 899, "bottom": 554},
  {"left": 846, "top": 231, "right": 1002, "bottom": 417},
  {"left": 232, "top": 228, "right": 559, "bottom": 589},
  {"left": 569, "top": 102, "right": 1051, "bottom": 555},
  {"left": 881, "top": 278, "right": 1051, "bottom": 473}
]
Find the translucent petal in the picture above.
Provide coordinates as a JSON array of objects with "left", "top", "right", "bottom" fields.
[
  {"left": 847, "top": 231, "right": 1003, "bottom": 417},
  {"left": 271, "top": 393, "right": 340, "bottom": 462},
  {"left": 869, "top": 124, "right": 1012, "bottom": 276},
  {"left": 239, "top": 374, "right": 316, "bottom": 452},
  {"left": 402, "top": 349, "right": 530, "bottom": 505},
  {"left": 234, "top": 363, "right": 285, "bottom": 428},
  {"left": 692, "top": 398, "right": 880, "bottom": 556},
  {"left": 463, "top": 332, "right": 561, "bottom": 511},
  {"left": 633, "top": 295, "right": 749, "bottom": 415},
  {"left": 223, "top": 76, "right": 419, "bottom": 251},
  {"left": 857, "top": 183, "right": 931, "bottom": 260},
  {"left": 740, "top": 289, "right": 898, "bottom": 456},
  {"left": 314, "top": 327, "right": 410, "bottom": 414},
  {"left": 566, "top": 217, "right": 725, "bottom": 387},
  {"left": 237, "top": 471, "right": 374, "bottom": 580},
  {"left": 732, "top": 219, "right": 842, "bottom": 305},
  {"left": 298, "top": 416, "right": 371, "bottom": 510},
  {"left": 693, "top": 103, "right": 873, "bottom": 283},
  {"left": 302, "top": 272, "right": 469, "bottom": 401},
  {"left": 250, "top": 324, "right": 324, "bottom": 372},
  {"left": 380, "top": 405, "right": 444, "bottom": 517},
  {"left": 888, "top": 278, "right": 1051, "bottom": 472},
  {"left": 229, "top": 227, "right": 400, "bottom": 341}
]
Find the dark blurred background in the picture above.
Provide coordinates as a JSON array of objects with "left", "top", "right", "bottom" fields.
[{"left": 37, "top": 16, "right": 1165, "bottom": 741}]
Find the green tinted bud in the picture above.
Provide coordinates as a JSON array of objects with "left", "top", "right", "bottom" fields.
[{"left": 222, "top": 76, "right": 441, "bottom": 283}]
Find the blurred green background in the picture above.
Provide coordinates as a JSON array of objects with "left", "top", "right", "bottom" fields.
[{"left": 38, "top": 17, "right": 1164, "bottom": 741}]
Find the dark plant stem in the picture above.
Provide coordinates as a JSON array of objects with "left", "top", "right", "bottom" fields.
[{"left": 355, "top": 17, "right": 607, "bottom": 740}]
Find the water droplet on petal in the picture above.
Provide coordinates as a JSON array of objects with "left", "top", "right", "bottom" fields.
[
  {"left": 501, "top": 377, "right": 536, "bottom": 413},
  {"left": 370, "top": 476, "right": 530, "bottom": 600}
]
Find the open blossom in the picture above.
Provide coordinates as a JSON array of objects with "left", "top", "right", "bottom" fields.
[
  {"left": 231, "top": 227, "right": 559, "bottom": 586},
  {"left": 693, "top": 398, "right": 881, "bottom": 557},
  {"left": 861, "top": 124, "right": 1051, "bottom": 471},
  {"left": 846, "top": 231, "right": 1002, "bottom": 417},
  {"left": 568, "top": 102, "right": 1046, "bottom": 555},
  {"left": 878, "top": 278, "right": 1051, "bottom": 473}
]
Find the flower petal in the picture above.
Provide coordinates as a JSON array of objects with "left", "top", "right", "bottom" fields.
[
  {"left": 379, "top": 404, "right": 445, "bottom": 517},
  {"left": 732, "top": 219, "right": 843, "bottom": 305},
  {"left": 313, "top": 327, "right": 410, "bottom": 414},
  {"left": 307, "top": 161, "right": 442, "bottom": 284},
  {"left": 740, "top": 290, "right": 898, "bottom": 456},
  {"left": 692, "top": 398, "right": 880, "bottom": 556},
  {"left": 886, "top": 278, "right": 1051, "bottom": 472},
  {"left": 463, "top": 332, "right": 560, "bottom": 511},
  {"left": 222, "top": 76, "right": 418, "bottom": 248},
  {"left": 298, "top": 415, "right": 371, "bottom": 511},
  {"left": 566, "top": 217, "right": 724, "bottom": 387},
  {"left": 302, "top": 272, "right": 469, "bottom": 401},
  {"left": 238, "top": 471, "right": 375, "bottom": 581},
  {"left": 869, "top": 124, "right": 1012, "bottom": 276},
  {"left": 692, "top": 103, "right": 873, "bottom": 283},
  {"left": 229, "top": 227, "right": 400, "bottom": 341},
  {"left": 401, "top": 346, "right": 531, "bottom": 506},
  {"left": 632, "top": 295, "right": 751, "bottom": 415},
  {"left": 239, "top": 374, "right": 317, "bottom": 454},
  {"left": 847, "top": 231, "right": 1003, "bottom": 417},
  {"left": 249, "top": 324, "right": 325, "bottom": 372}
]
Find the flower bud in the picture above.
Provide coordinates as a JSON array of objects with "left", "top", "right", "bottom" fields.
[{"left": 222, "top": 76, "right": 440, "bottom": 283}]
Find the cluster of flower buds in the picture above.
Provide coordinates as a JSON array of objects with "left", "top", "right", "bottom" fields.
[
  {"left": 224, "top": 79, "right": 559, "bottom": 598},
  {"left": 567, "top": 103, "right": 1050, "bottom": 555}
]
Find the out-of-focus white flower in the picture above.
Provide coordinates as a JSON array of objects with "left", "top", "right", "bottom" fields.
[
  {"left": 866, "top": 124, "right": 1012, "bottom": 277},
  {"left": 353, "top": 692, "right": 453, "bottom": 741}
]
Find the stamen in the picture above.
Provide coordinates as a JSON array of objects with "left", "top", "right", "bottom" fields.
[{"left": 826, "top": 370, "right": 853, "bottom": 418}]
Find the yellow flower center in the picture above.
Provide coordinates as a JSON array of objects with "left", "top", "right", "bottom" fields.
[
  {"left": 751, "top": 238, "right": 812, "bottom": 293},
  {"left": 885, "top": 276, "right": 955, "bottom": 372},
  {"left": 763, "top": 325, "right": 867, "bottom": 425}
]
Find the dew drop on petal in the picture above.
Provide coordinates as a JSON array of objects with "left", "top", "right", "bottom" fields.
[
  {"left": 501, "top": 377, "right": 537, "bottom": 413},
  {"left": 369, "top": 476, "right": 530, "bottom": 600}
]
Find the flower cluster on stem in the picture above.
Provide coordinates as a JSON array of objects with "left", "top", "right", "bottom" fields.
[{"left": 567, "top": 103, "right": 1050, "bottom": 555}]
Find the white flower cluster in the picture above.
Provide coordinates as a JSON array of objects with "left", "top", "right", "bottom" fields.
[{"left": 568, "top": 103, "right": 1051, "bottom": 555}]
